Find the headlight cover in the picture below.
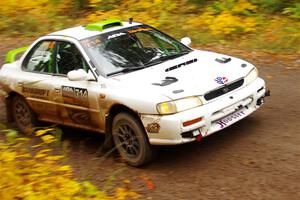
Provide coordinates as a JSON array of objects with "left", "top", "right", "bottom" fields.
[
  {"left": 157, "top": 97, "right": 203, "bottom": 115},
  {"left": 245, "top": 67, "right": 258, "bottom": 85}
]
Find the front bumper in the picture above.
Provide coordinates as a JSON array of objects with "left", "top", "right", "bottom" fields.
[{"left": 141, "top": 78, "right": 267, "bottom": 145}]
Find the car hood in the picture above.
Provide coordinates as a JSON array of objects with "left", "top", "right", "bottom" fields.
[{"left": 108, "top": 49, "right": 255, "bottom": 100}]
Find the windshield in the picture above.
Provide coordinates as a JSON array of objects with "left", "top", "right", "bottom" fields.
[{"left": 80, "top": 25, "right": 192, "bottom": 76}]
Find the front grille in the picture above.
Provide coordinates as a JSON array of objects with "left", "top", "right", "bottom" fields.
[{"left": 204, "top": 79, "right": 244, "bottom": 101}]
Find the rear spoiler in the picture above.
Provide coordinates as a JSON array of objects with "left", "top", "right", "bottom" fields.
[{"left": 5, "top": 46, "right": 29, "bottom": 63}]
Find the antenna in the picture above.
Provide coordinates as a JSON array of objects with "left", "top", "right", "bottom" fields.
[{"left": 129, "top": 17, "right": 133, "bottom": 24}]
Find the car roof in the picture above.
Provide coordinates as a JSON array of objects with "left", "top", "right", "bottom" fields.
[{"left": 48, "top": 21, "right": 142, "bottom": 40}]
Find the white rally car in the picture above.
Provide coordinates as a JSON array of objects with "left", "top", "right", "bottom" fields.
[{"left": 0, "top": 19, "right": 270, "bottom": 166}]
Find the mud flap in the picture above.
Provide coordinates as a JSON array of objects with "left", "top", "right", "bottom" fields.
[
  {"left": 103, "top": 132, "right": 114, "bottom": 150},
  {"left": 95, "top": 133, "right": 114, "bottom": 156}
]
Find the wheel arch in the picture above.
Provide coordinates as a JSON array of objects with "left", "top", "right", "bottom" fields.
[
  {"left": 105, "top": 103, "right": 145, "bottom": 135},
  {"left": 103, "top": 103, "right": 148, "bottom": 149}
]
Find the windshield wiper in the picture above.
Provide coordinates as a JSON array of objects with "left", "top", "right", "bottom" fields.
[
  {"left": 107, "top": 51, "right": 191, "bottom": 76},
  {"left": 107, "top": 66, "right": 146, "bottom": 76},
  {"left": 145, "top": 51, "right": 191, "bottom": 67}
]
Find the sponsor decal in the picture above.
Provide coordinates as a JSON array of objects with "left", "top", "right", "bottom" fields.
[
  {"left": 66, "top": 109, "right": 91, "bottom": 125},
  {"left": 62, "top": 86, "right": 89, "bottom": 107},
  {"left": 22, "top": 86, "right": 49, "bottom": 97},
  {"left": 84, "top": 38, "right": 102, "bottom": 47},
  {"left": 215, "top": 76, "right": 228, "bottom": 85},
  {"left": 216, "top": 110, "right": 245, "bottom": 129},
  {"left": 127, "top": 27, "right": 151, "bottom": 34},
  {"left": 146, "top": 123, "right": 160, "bottom": 133},
  {"left": 107, "top": 32, "right": 126, "bottom": 39}
]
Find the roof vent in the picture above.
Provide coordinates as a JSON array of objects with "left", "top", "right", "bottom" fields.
[{"left": 85, "top": 19, "right": 123, "bottom": 32}]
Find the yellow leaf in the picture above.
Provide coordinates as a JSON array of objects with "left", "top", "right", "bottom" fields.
[
  {"left": 37, "top": 149, "right": 52, "bottom": 154},
  {"left": 16, "top": 138, "right": 30, "bottom": 142},
  {"left": 31, "top": 143, "right": 44, "bottom": 148},
  {"left": 0, "top": 151, "right": 16, "bottom": 162},
  {"left": 41, "top": 135, "right": 56, "bottom": 144},
  {"left": 16, "top": 153, "right": 32, "bottom": 158},
  {"left": 35, "top": 153, "right": 47, "bottom": 158},
  {"left": 123, "top": 179, "right": 130, "bottom": 184},
  {"left": 35, "top": 128, "right": 55, "bottom": 136},
  {"left": 115, "top": 188, "right": 140, "bottom": 200},
  {"left": 45, "top": 155, "right": 64, "bottom": 161},
  {"left": 58, "top": 165, "right": 71, "bottom": 172}
]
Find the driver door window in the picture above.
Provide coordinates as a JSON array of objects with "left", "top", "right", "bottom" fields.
[{"left": 55, "top": 41, "right": 89, "bottom": 75}]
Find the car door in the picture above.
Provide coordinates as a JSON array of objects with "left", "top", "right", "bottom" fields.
[
  {"left": 21, "top": 40, "right": 61, "bottom": 123},
  {"left": 51, "top": 40, "right": 104, "bottom": 132}
]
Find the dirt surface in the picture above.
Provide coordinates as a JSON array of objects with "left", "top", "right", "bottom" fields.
[{"left": 0, "top": 38, "right": 300, "bottom": 199}]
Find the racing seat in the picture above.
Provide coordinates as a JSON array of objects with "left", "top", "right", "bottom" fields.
[
  {"left": 56, "top": 43, "right": 88, "bottom": 75},
  {"left": 104, "top": 35, "right": 147, "bottom": 65}
]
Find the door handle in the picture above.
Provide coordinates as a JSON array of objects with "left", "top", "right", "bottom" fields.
[{"left": 18, "top": 81, "right": 24, "bottom": 86}]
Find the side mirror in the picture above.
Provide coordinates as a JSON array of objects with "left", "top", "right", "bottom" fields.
[
  {"left": 67, "top": 69, "right": 95, "bottom": 81},
  {"left": 180, "top": 37, "right": 192, "bottom": 47}
]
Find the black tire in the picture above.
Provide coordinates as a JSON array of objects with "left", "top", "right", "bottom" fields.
[
  {"left": 11, "top": 95, "right": 37, "bottom": 134},
  {"left": 112, "top": 112, "right": 153, "bottom": 167}
]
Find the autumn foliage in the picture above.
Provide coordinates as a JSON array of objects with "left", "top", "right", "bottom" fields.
[
  {"left": 0, "top": 127, "right": 139, "bottom": 200},
  {"left": 0, "top": 0, "right": 299, "bottom": 53}
]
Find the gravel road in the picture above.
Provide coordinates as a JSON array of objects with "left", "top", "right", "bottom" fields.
[{"left": 1, "top": 39, "right": 299, "bottom": 199}]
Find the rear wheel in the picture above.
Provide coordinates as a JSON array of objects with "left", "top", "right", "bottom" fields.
[
  {"left": 11, "top": 95, "right": 37, "bottom": 134},
  {"left": 112, "top": 112, "right": 153, "bottom": 167}
]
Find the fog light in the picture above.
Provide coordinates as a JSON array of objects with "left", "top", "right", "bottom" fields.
[
  {"left": 257, "top": 97, "right": 264, "bottom": 106},
  {"left": 181, "top": 132, "right": 193, "bottom": 138}
]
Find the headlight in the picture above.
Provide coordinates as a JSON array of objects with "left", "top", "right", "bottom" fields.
[
  {"left": 245, "top": 67, "right": 258, "bottom": 85},
  {"left": 157, "top": 97, "right": 203, "bottom": 115}
]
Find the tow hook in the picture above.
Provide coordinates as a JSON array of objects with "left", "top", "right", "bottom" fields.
[{"left": 196, "top": 134, "right": 203, "bottom": 142}]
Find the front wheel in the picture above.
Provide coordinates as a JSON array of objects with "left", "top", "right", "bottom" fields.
[
  {"left": 11, "top": 95, "right": 37, "bottom": 134},
  {"left": 112, "top": 113, "right": 153, "bottom": 167}
]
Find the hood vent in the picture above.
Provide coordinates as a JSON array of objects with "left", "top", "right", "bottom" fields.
[{"left": 165, "top": 58, "right": 197, "bottom": 72}]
